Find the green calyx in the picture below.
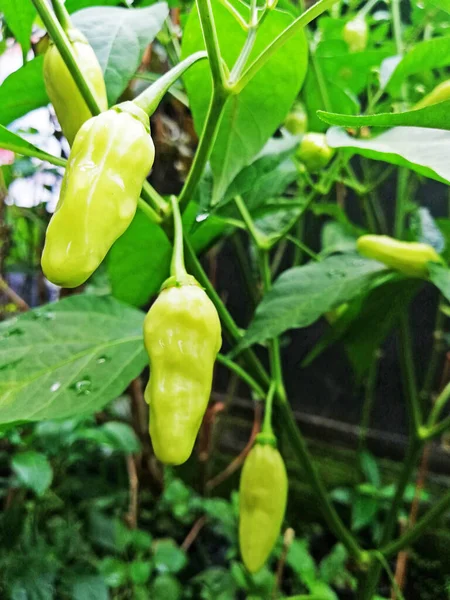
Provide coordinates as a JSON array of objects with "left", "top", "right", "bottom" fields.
[
  {"left": 255, "top": 432, "right": 277, "bottom": 447},
  {"left": 160, "top": 274, "right": 201, "bottom": 291},
  {"left": 113, "top": 101, "right": 151, "bottom": 134}
]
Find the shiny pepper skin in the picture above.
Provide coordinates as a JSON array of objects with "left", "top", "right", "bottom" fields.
[
  {"left": 42, "top": 103, "right": 155, "bottom": 287},
  {"left": 44, "top": 29, "right": 108, "bottom": 145},
  {"left": 239, "top": 441, "right": 288, "bottom": 573},
  {"left": 144, "top": 278, "right": 222, "bottom": 465},
  {"left": 296, "top": 133, "right": 335, "bottom": 172},
  {"left": 414, "top": 80, "right": 450, "bottom": 110},
  {"left": 343, "top": 17, "right": 368, "bottom": 53},
  {"left": 357, "top": 235, "right": 442, "bottom": 278}
]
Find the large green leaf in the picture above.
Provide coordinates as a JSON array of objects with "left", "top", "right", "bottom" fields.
[
  {"left": 66, "top": 0, "right": 121, "bottom": 12},
  {"left": 181, "top": 0, "right": 308, "bottom": 204},
  {"left": 72, "top": 3, "right": 169, "bottom": 104},
  {"left": 0, "top": 0, "right": 36, "bottom": 55},
  {"left": 0, "top": 57, "right": 49, "bottom": 126},
  {"left": 327, "top": 127, "right": 450, "bottom": 185},
  {"left": 428, "top": 262, "right": 450, "bottom": 303},
  {"left": 384, "top": 36, "right": 450, "bottom": 96},
  {"left": 107, "top": 211, "right": 172, "bottom": 307},
  {"left": 236, "top": 254, "right": 387, "bottom": 351},
  {"left": 0, "top": 125, "right": 66, "bottom": 167},
  {"left": 318, "top": 99, "right": 450, "bottom": 131},
  {"left": 0, "top": 295, "right": 146, "bottom": 423}
]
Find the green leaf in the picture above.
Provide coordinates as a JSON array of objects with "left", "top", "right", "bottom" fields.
[
  {"left": 351, "top": 494, "right": 379, "bottom": 531},
  {"left": 237, "top": 254, "right": 387, "bottom": 351},
  {"left": 72, "top": 3, "right": 169, "bottom": 104},
  {"left": 318, "top": 99, "right": 450, "bottom": 131},
  {"left": 107, "top": 210, "right": 172, "bottom": 307},
  {"left": 0, "top": 0, "right": 36, "bottom": 55},
  {"left": 360, "top": 451, "right": 381, "bottom": 488},
  {"left": 129, "top": 561, "right": 152, "bottom": 585},
  {"left": 319, "top": 543, "right": 348, "bottom": 585},
  {"left": 426, "top": 0, "right": 450, "bottom": 14},
  {"left": 153, "top": 539, "right": 187, "bottom": 574},
  {"left": 0, "top": 295, "right": 146, "bottom": 423},
  {"left": 286, "top": 539, "right": 317, "bottom": 588},
  {"left": 11, "top": 451, "right": 53, "bottom": 496},
  {"left": 99, "top": 557, "right": 128, "bottom": 588},
  {"left": 0, "top": 124, "right": 66, "bottom": 167},
  {"left": 0, "top": 57, "right": 49, "bottom": 126},
  {"left": 70, "top": 575, "right": 109, "bottom": 600},
  {"left": 100, "top": 421, "right": 141, "bottom": 454},
  {"left": 428, "top": 262, "right": 450, "bottom": 302},
  {"left": 384, "top": 36, "right": 450, "bottom": 96},
  {"left": 327, "top": 127, "right": 450, "bottom": 185},
  {"left": 219, "top": 134, "right": 299, "bottom": 213},
  {"left": 151, "top": 574, "right": 182, "bottom": 600},
  {"left": 181, "top": 0, "right": 308, "bottom": 204}
]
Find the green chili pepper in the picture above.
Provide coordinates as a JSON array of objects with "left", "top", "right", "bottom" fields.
[
  {"left": 42, "top": 102, "right": 155, "bottom": 287},
  {"left": 357, "top": 235, "right": 442, "bottom": 278}
]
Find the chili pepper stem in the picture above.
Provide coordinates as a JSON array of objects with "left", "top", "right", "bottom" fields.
[
  {"left": 51, "top": 0, "right": 72, "bottom": 34},
  {"left": 170, "top": 196, "right": 188, "bottom": 280},
  {"left": 133, "top": 51, "right": 208, "bottom": 117}
]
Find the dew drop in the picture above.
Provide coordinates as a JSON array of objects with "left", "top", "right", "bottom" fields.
[
  {"left": 96, "top": 355, "right": 108, "bottom": 364},
  {"left": 71, "top": 378, "right": 92, "bottom": 396},
  {"left": 196, "top": 212, "right": 209, "bottom": 223},
  {"left": 50, "top": 382, "right": 61, "bottom": 392}
]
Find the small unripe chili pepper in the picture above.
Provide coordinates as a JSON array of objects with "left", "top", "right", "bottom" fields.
[
  {"left": 239, "top": 435, "right": 288, "bottom": 573},
  {"left": 44, "top": 29, "right": 108, "bottom": 145},
  {"left": 42, "top": 102, "right": 155, "bottom": 287},
  {"left": 357, "top": 235, "right": 442, "bottom": 278},
  {"left": 296, "top": 132, "right": 335, "bottom": 172},
  {"left": 343, "top": 17, "right": 368, "bottom": 53},
  {"left": 144, "top": 275, "right": 222, "bottom": 465},
  {"left": 414, "top": 80, "right": 450, "bottom": 110},
  {"left": 284, "top": 102, "right": 308, "bottom": 135}
]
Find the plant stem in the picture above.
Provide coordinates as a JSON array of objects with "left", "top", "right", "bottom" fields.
[
  {"left": 262, "top": 382, "right": 276, "bottom": 436},
  {"left": 137, "top": 198, "right": 162, "bottom": 224},
  {"left": 394, "top": 169, "right": 409, "bottom": 239},
  {"left": 170, "top": 196, "right": 187, "bottom": 279},
  {"left": 31, "top": 0, "right": 100, "bottom": 116},
  {"left": 234, "top": 195, "right": 267, "bottom": 247},
  {"left": 229, "top": 0, "right": 258, "bottom": 84},
  {"left": 359, "top": 440, "right": 423, "bottom": 599},
  {"left": 260, "top": 249, "right": 286, "bottom": 402},
  {"left": 421, "top": 299, "right": 446, "bottom": 406},
  {"left": 278, "top": 401, "right": 365, "bottom": 561},
  {"left": 235, "top": 0, "right": 337, "bottom": 92},
  {"left": 398, "top": 313, "right": 422, "bottom": 437},
  {"left": 134, "top": 51, "right": 207, "bottom": 116},
  {"left": 358, "top": 350, "right": 379, "bottom": 454},
  {"left": 196, "top": 0, "right": 226, "bottom": 86},
  {"left": 51, "top": 0, "right": 72, "bottom": 33},
  {"left": 381, "top": 488, "right": 450, "bottom": 558},
  {"left": 216, "top": 353, "right": 265, "bottom": 399},
  {"left": 178, "top": 89, "right": 229, "bottom": 213}
]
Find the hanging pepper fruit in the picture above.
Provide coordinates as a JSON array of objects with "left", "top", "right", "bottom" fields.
[
  {"left": 357, "top": 235, "right": 442, "bottom": 278},
  {"left": 143, "top": 275, "right": 222, "bottom": 465},
  {"left": 144, "top": 196, "right": 221, "bottom": 465},
  {"left": 239, "top": 435, "right": 288, "bottom": 573},
  {"left": 414, "top": 80, "right": 450, "bottom": 110},
  {"left": 42, "top": 102, "right": 155, "bottom": 287},
  {"left": 296, "top": 132, "right": 335, "bottom": 172},
  {"left": 44, "top": 28, "right": 108, "bottom": 145},
  {"left": 343, "top": 17, "right": 368, "bottom": 53},
  {"left": 284, "top": 102, "right": 308, "bottom": 135}
]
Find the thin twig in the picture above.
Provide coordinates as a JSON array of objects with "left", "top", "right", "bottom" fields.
[
  {"left": 206, "top": 401, "right": 262, "bottom": 490},
  {"left": 0, "top": 276, "right": 29, "bottom": 311},
  {"left": 391, "top": 444, "right": 431, "bottom": 598},
  {"left": 272, "top": 528, "right": 295, "bottom": 599},
  {"left": 125, "top": 454, "right": 139, "bottom": 529},
  {"left": 181, "top": 515, "right": 207, "bottom": 551}
]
